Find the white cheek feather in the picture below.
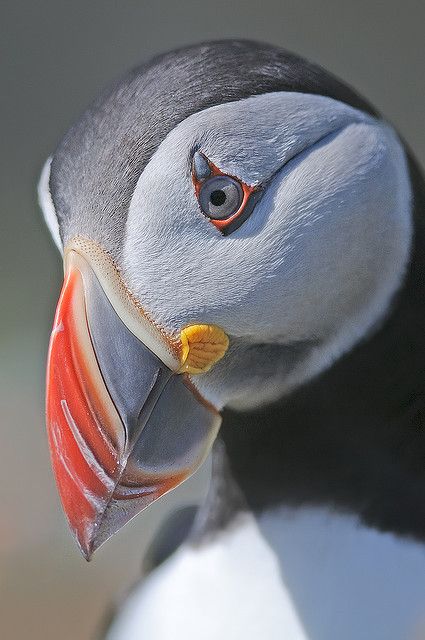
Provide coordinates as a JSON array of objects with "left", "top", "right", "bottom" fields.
[
  {"left": 106, "top": 508, "right": 425, "bottom": 640},
  {"left": 122, "top": 92, "right": 374, "bottom": 337},
  {"left": 122, "top": 92, "right": 412, "bottom": 410},
  {"left": 38, "top": 156, "right": 63, "bottom": 254}
]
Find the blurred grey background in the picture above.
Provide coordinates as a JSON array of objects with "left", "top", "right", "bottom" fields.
[{"left": 1, "top": 1, "right": 424, "bottom": 638}]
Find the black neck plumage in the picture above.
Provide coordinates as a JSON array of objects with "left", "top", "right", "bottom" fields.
[{"left": 196, "top": 153, "right": 425, "bottom": 543}]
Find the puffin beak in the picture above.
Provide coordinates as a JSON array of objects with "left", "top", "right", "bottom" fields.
[{"left": 46, "top": 237, "right": 223, "bottom": 559}]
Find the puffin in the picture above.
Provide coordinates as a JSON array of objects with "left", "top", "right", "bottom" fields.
[{"left": 38, "top": 40, "right": 425, "bottom": 639}]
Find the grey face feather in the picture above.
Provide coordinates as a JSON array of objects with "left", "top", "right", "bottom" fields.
[{"left": 121, "top": 91, "right": 411, "bottom": 409}]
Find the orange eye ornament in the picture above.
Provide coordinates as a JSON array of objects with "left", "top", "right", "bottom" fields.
[{"left": 192, "top": 151, "right": 263, "bottom": 235}]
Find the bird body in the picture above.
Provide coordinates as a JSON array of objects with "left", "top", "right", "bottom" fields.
[{"left": 38, "top": 40, "right": 425, "bottom": 639}]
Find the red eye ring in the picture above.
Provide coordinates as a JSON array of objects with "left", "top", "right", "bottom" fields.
[{"left": 192, "top": 152, "right": 262, "bottom": 235}]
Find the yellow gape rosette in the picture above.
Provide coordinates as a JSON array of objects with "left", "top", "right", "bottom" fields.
[{"left": 179, "top": 324, "right": 229, "bottom": 374}]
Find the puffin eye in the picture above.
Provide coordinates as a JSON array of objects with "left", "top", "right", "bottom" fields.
[
  {"left": 199, "top": 176, "right": 243, "bottom": 220},
  {"left": 192, "top": 152, "right": 263, "bottom": 235}
]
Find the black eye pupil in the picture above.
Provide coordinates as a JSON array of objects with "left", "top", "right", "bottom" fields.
[{"left": 210, "top": 190, "right": 226, "bottom": 206}]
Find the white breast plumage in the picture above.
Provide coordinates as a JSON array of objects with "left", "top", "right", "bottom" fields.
[{"left": 106, "top": 507, "right": 425, "bottom": 640}]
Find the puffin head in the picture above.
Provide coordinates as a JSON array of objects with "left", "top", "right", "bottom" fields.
[{"left": 39, "top": 41, "right": 412, "bottom": 558}]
